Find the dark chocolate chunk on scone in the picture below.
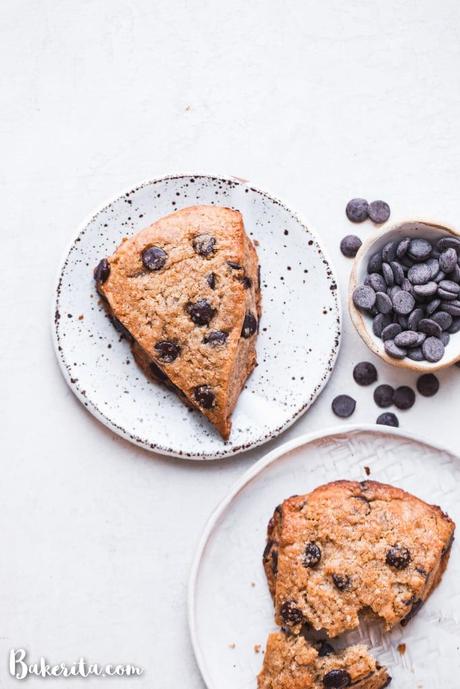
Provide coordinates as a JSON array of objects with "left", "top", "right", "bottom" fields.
[
  {"left": 263, "top": 480, "right": 455, "bottom": 637},
  {"left": 95, "top": 205, "right": 261, "bottom": 440},
  {"left": 258, "top": 632, "right": 391, "bottom": 689}
]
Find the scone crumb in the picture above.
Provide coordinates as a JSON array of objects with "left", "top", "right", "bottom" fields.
[
  {"left": 78, "top": 314, "right": 84, "bottom": 320},
  {"left": 364, "top": 465, "right": 371, "bottom": 475},
  {"left": 228, "top": 643, "right": 236, "bottom": 649},
  {"left": 397, "top": 643, "right": 406, "bottom": 655},
  {"left": 254, "top": 644, "right": 261, "bottom": 654},
  {"left": 251, "top": 581, "right": 256, "bottom": 587}
]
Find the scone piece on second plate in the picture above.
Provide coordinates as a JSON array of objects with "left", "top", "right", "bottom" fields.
[
  {"left": 257, "top": 632, "right": 391, "bottom": 689},
  {"left": 263, "top": 480, "right": 455, "bottom": 637}
]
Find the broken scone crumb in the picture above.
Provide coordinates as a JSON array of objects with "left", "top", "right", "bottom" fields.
[
  {"left": 397, "top": 643, "right": 406, "bottom": 655},
  {"left": 254, "top": 644, "right": 261, "bottom": 654},
  {"left": 228, "top": 643, "right": 236, "bottom": 649}
]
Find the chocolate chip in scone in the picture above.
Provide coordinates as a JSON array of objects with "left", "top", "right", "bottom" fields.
[
  {"left": 340, "top": 234, "right": 362, "bottom": 258},
  {"left": 393, "top": 386, "right": 415, "bottom": 410},
  {"left": 316, "top": 640, "right": 335, "bottom": 657},
  {"left": 239, "top": 275, "right": 253, "bottom": 289},
  {"left": 193, "top": 385, "right": 216, "bottom": 409},
  {"left": 353, "top": 361, "right": 378, "bottom": 386},
  {"left": 332, "top": 573, "right": 350, "bottom": 591},
  {"left": 280, "top": 600, "right": 304, "bottom": 625},
  {"left": 109, "top": 316, "right": 134, "bottom": 343},
  {"left": 193, "top": 234, "right": 216, "bottom": 257},
  {"left": 271, "top": 549, "right": 278, "bottom": 574},
  {"left": 206, "top": 272, "right": 217, "bottom": 289},
  {"left": 94, "top": 258, "right": 110, "bottom": 283},
  {"left": 227, "top": 260, "right": 242, "bottom": 270},
  {"left": 401, "top": 598, "right": 423, "bottom": 626},
  {"left": 332, "top": 395, "right": 356, "bottom": 418},
  {"left": 374, "top": 384, "right": 394, "bottom": 408},
  {"left": 241, "top": 312, "right": 257, "bottom": 338},
  {"left": 303, "top": 542, "right": 321, "bottom": 568},
  {"left": 262, "top": 539, "right": 273, "bottom": 561},
  {"left": 376, "top": 412, "right": 399, "bottom": 427},
  {"left": 142, "top": 246, "right": 168, "bottom": 271},
  {"left": 154, "top": 340, "right": 181, "bottom": 363},
  {"left": 386, "top": 545, "right": 411, "bottom": 570},
  {"left": 346, "top": 198, "right": 369, "bottom": 223},
  {"left": 417, "top": 373, "right": 440, "bottom": 397},
  {"left": 203, "top": 330, "right": 228, "bottom": 346},
  {"left": 186, "top": 299, "right": 216, "bottom": 326},
  {"left": 323, "top": 669, "right": 351, "bottom": 688},
  {"left": 149, "top": 361, "right": 168, "bottom": 382},
  {"left": 369, "top": 200, "right": 391, "bottom": 224}
]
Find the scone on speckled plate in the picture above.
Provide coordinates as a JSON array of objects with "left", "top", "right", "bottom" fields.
[
  {"left": 263, "top": 480, "right": 455, "bottom": 637},
  {"left": 94, "top": 205, "right": 261, "bottom": 440},
  {"left": 257, "top": 632, "right": 391, "bottom": 689}
]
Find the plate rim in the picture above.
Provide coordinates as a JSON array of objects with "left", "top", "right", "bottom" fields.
[
  {"left": 187, "top": 422, "right": 460, "bottom": 687},
  {"left": 51, "top": 171, "right": 342, "bottom": 460}
]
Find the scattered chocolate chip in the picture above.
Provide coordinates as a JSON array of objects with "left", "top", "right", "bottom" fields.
[
  {"left": 417, "top": 373, "right": 439, "bottom": 396},
  {"left": 422, "top": 336, "right": 445, "bottom": 362},
  {"left": 193, "top": 234, "right": 216, "bottom": 257},
  {"left": 439, "top": 279, "right": 460, "bottom": 295},
  {"left": 203, "top": 330, "right": 228, "bottom": 346},
  {"left": 353, "top": 285, "right": 376, "bottom": 310},
  {"left": 390, "top": 261, "right": 404, "bottom": 285},
  {"left": 407, "top": 263, "right": 431, "bottom": 285},
  {"left": 323, "top": 669, "right": 351, "bottom": 688},
  {"left": 154, "top": 340, "right": 181, "bottom": 363},
  {"left": 94, "top": 258, "right": 110, "bottom": 283},
  {"left": 437, "top": 236, "right": 460, "bottom": 252},
  {"left": 368, "top": 251, "right": 383, "bottom": 273},
  {"left": 332, "top": 573, "right": 350, "bottom": 591},
  {"left": 142, "top": 246, "right": 167, "bottom": 270},
  {"left": 413, "top": 281, "right": 438, "bottom": 298},
  {"left": 369, "top": 200, "right": 390, "bottom": 224},
  {"left": 193, "top": 385, "right": 216, "bottom": 409},
  {"left": 407, "top": 307, "right": 424, "bottom": 331},
  {"left": 407, "top": 347, "right": 424, "bottom": 361},
  {"left": 382, "top": 262, "right": 395, "bottom": 287},
  {"left": 280, "top": 600, "right": 304, "bottom": 625},
  {"left": 368, "top": 273, "right": 387, "bottom": 292},
  {"left": 386, "top": 545, "right": 411, "bottom": 569},
  {"left": 303, "top": 542, "right": 321, "bottom": 567},
  {"left": 393, "top": 386, "right": 415, "bottom": 410},
  {"left": 340, "top": 235, "right": 362, "bottom": 257},
  {"left": 382, "top": 241, "right": 398, "bottom": 263},
  {"left": 186, "top": 299, "right": 216, "bottom": 326},
  {"left": 377, "top": 412, "right": 399, "bottom": 427},
  {"left": 206, "top": 272, "right": 217, "bottom": 289},
  {"left": 346, "top": 198, "right": 369, "bottom": 223},
  {"left": 374, "top": 384, "right": 394, "bottom": 408},
  {"left": 332, "top": 395, "right": 356, "bottom": 418},
  {"left": 396, "top": 237, "right": 411, "bottom": 258},
  {"left": 353, "top": 361, "right": 378, "bottom": 385},
  {"left": 432, "top": 311, "right": 453, "bottom": 331},
  {"left": 241, "top": 312, "right": 257, "bottom": 338}
]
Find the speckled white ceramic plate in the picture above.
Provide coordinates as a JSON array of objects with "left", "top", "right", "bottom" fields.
[
  {"left": 53, "top": 174, "right": 340, "bottom": 459},
  {"left": 189, "top": 425, "right": 460, "bottom": 687}
]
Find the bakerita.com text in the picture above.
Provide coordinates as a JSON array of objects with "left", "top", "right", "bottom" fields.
[{"left": 9, "top": 649, "right": 144, "bottom": 679}]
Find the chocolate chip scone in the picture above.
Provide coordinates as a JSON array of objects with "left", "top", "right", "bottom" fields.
[
  {"left": 263, "top": 480, "right": 455, "bottom": 637},
  {"left": 258, "top": 632, "right": 391, "bottom": 689},
  {"left": 94, "top": 205, "right": 261, "bottom": 439}
]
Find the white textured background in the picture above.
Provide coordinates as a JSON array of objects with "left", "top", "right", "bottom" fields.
[{"left": 1, "top": 1, "right": 460, "bottom": 687}]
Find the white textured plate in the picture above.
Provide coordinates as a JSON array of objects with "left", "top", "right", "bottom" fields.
[
  {"left": 189, "top": 425, "right": 460, "bottom": 687},
  {"left": 53, "top": 174, "right": 340, "bottom": 459}
]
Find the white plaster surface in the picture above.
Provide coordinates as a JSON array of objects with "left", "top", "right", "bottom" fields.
[{"left": 1, "top": 1, "right": 460, "bottom": 687}]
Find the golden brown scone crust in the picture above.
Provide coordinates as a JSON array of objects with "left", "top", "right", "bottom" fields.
[
  {"left": 257, "top": 632, "right": 390, "bottom": 689},
  {"left": 97, "top": 205, "right": 261, "bottom": 439},
  {"left": 263, "top": 480, "right": 455, "bottom": 637}
]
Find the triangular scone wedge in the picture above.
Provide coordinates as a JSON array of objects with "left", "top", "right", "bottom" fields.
[
  {"left": 263, "top": 480, "right": 455, "bottom": 637},
  {"left": 258, "top": 632, "right": 391, "bottom": 689},
  {"left": 95, "top": 205, "right": 261, "bottom": 440}
]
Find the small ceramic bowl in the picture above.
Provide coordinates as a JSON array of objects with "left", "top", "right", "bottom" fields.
[{"left": 349, "top": 219, "right": 460, "bottom": 372}]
